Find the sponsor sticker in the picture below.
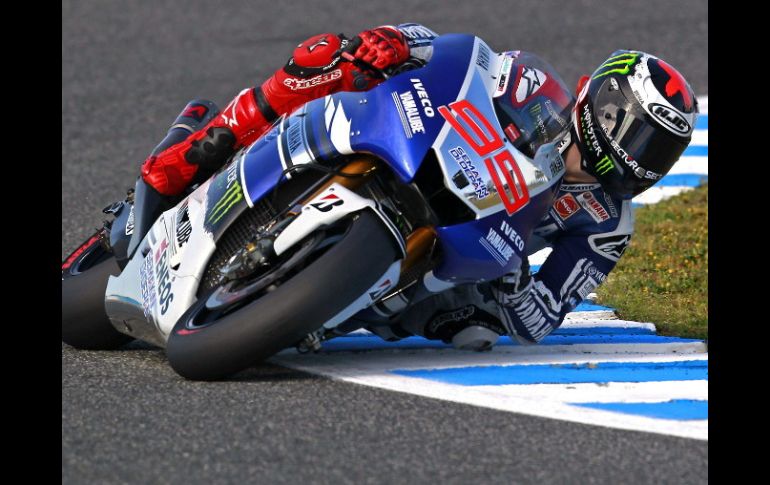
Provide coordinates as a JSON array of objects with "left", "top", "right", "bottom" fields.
[
  {"left": 603, "top": 192, "right": 619, "bottom": 218},
  {"left": 499, "top": 220, "right": 525, "bottom": 252},
  {"left": 392, "top": 88, "right": 427, "bottom": 138},
  {"left": 283, "top": 69, "right": 342, "bottom": 90},
  {"left": 154, "top": 239, "right": 174, "bottom": 316},
  {"left": 410, "top": 79, "right": 434, "bottom": 117},
  {"left": 606, "top": 136, "right": 661, "bottom": 180},
  {"left": 175, "top": 201, "right": 192, "bottom": 248},
  {"left": 139, "top": 251, "right": 157, "bottom": 319},
  {"left": 494, "top": 53, "right": 515, "bottom": 98},
  {"left": 577, "top": 277, "right": 599, "bottom": 300},
  {"left": 581, "top": 104, "right": 605, "bottom": 160},
  {"left": 561, "top": 183, "right": 601, "bottom": 192},
  {"left": 544, "top": 99, "right": 567, "bottom": 127},
  {"left": 588, "top": 234, "right": 631, "bottom": 261},
  {"left": 428, "top": 305, "right": 476, "bottom": 334},
  {"left": 549, "top": 154, "right": 565, "bottom": 177},
  {"left": 593, "top": 52, "right": 640, "bottom": 80},
  {"left": 514, "top": 66, "right": 547, "bottom": 104},
  {"left": 553, "top": 193, "right": 580, "bottom": 220},
  {"left": 578, "top": 191, "right": 610, "bottom": 223},
  {"left": 205, "top": 161, "right": 243, "bottom": 231},
  {"left": 310, "top": 193, "right": 344, "bottom": 212},
  {"left": 220, "top": 89, "right": 248, "bottom": 128},
  {"left": 448, "top": 146, "right": 490, "bottom": 200},
  {"left": 481, "top": 227, "right": 516, "bottom": 265},
  {"left": 125, "top": 205, "right": 135, "bottom": 236},
  {"left": 504, "top": 123, "right": 520, "bottom": 142},
  {"left": 586, "top": 264, "right": 607, "bottom": 283},
  {"left": 475, "top": 43, "right": 491, "bottom": 71},
  {"left": 283, "top": 119, "right": 317, "bottom": 167},
  {"left": 649, "top": 102, "right": 692, "bottom": 136}
]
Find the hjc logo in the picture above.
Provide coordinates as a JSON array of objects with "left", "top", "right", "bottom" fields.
[
  {"left": 310, "top": 194, "right": 344, "bottom": 212},
  {"left": 650, "top": 103, "right": 691, "bottom": 135}
]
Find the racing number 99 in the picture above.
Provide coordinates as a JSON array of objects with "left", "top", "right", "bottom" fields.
[{"left": 438, "top": 100, "right": 529, "bottom": 215}]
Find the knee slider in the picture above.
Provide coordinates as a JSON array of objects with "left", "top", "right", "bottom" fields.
[
  {"left": 451, "top": 326, "right": 500, "bottom": 351},
  {"left": 185, "top": 127, "right": 236, "bottom": 170}
]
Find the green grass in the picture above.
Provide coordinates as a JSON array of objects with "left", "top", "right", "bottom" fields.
[{"left": 597, "top": 184, "right": 708, "bottom": 340}]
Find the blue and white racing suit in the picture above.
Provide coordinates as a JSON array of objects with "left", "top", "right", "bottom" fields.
[{"left": 493, "top": 181, "right": 634, "bottom": 343}]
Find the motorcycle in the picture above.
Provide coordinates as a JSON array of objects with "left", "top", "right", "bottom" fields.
[{"left": 62, "top": 34, "right": 568, "bottom": 380}]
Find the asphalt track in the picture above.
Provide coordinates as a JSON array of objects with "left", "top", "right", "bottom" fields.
[{"left": 62, "top": 1, "right": 708, "bottom": 483}]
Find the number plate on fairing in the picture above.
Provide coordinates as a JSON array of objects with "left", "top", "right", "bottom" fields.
[{"left": 433, "top": 70, "right": 561, "bottom": 220}]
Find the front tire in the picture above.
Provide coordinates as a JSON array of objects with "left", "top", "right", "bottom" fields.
[
  {"left": 62, "top": 233, "right": 133, "bottom": 349},
  {"left": 166, "top": 211, "right": 400, "bottom": 380}
]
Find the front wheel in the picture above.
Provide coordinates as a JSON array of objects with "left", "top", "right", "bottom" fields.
[
  {"left": 166, "top": 210, "right": 401, "bottom": 380},
  {"left": 62, "top": 232, "right": 133, "bottom": 349}
]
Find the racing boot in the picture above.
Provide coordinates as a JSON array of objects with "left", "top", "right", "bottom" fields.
[
  {"left": 140, "top": 91, "right": 265, "bottom": 197},
  {"left": 127, "top": 100, "right": 221, "bottom": 259}
]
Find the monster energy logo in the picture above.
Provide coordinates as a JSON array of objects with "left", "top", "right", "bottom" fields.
[
  {"left": 595, "top": 156, "right": 614, "bottom": 175},
  {"left": 208, "top": 180, "right": 243, "bottom": 225},
  {"left": 593, "top": 53, "right": 640, "bottom": 80},
  {"left": 580, "top": 104, "right": 603, "bottom": 158}
]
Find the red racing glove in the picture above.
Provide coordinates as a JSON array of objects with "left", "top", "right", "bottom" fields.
[{"left": 352, "top": 26, "right": 410, "bottom": 70}]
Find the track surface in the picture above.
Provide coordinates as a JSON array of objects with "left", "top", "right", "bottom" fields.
[{"left": 62, "top": 1, "right": 708, "bottom": 483}]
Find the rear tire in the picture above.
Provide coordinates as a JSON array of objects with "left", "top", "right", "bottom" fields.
[
  {"left": 166, "top": 211, "right": 400, "bottom": 380},
  {"left": 62, "top": 234, "right": 133, "bottom": 349}
]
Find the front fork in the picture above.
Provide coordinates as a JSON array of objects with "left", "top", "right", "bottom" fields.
[{"left": 283, "top": 156, "right": 439, "bottom": 349}]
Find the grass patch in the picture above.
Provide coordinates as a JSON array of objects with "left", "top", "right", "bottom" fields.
[{"left": 597, "top": 184, "right": 708, "bottom": 340}]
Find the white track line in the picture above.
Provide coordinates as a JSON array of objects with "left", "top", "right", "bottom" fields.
[{"left": 272, "top": 351, "right": 708, "bottom": 441}]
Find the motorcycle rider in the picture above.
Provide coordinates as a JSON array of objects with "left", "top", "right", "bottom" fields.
[{"left": 140, "top": 23, "right": 698, "bottom": 350}]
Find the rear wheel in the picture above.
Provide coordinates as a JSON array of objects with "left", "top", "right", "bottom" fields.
[
  {"left": 62, "top": 232, "right": 133, "bottom": 349},
  {"left": 166, "top": 210, "right": 400, "bottom": 380}
]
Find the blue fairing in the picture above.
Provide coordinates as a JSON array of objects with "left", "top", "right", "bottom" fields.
[
  {"left": 344, "top": 35, "right": 474, "bottom": 181},
  {"left": 237, "top": 33, "right": 565, "bottom": 283},
  {"left": 433, "top": 186, "right": 558, "bottom": 281}
]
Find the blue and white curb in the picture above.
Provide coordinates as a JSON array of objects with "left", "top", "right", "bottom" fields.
[
  {"left": 272, "top": 317, "right": 708, "bottom": 441},
  {"left": 270, "top": 95, "right": 709, "bottom": 442}
]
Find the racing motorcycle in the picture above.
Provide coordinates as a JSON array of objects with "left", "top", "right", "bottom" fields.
[{"left": 61, "top": 34, "right": 568, "bottom": 380}]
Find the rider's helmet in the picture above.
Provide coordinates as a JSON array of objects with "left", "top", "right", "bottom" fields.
[{"left": 572, "top": 50, "right": 698, "bottom": 199}]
